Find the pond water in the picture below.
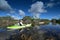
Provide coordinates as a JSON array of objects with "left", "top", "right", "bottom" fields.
[
  {"left": 0, "top": 24, "right": 60, "bottom": 40},
  {"left": 40, "top": 25, "right": 60, "bottom": 34}
]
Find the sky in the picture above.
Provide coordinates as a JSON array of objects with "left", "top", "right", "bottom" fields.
[{"left": 0, "top": 0, "right": 60, "bottom": 20}]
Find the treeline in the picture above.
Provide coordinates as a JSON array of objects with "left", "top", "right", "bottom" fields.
[
  {"left": 51, "top": 19, "right": 60, "bottom": 24},
  {"left": 56, "top": 19, "right": 60, "bottom": 24},
  {"left": 0, "top": 16, "right": 18, "bottom": 27},
  {"left": 22, "top": 16, "right": 50, "bottom": 26},
  {"left": 40, "top": 19, "right": 50, "bottom": 24}
]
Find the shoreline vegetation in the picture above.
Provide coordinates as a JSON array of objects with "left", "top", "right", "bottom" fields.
[
  {"left": 0, "top": 16, "right": 50, "bottom": 27},
  {"left": 0, "top": 16, "right": 60, "bottom": 27},
  {"left": 0, "top": 16, "right": 18, "bottom": 27}
]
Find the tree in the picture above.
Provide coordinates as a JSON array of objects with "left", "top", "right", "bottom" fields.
[
  {"left": 22, "top": 16, "right": 32, "bottom": 24},
  {"left": 56, "top": 19, "right": 60, "bottom": 24},
  {"left": 0, "top": 16, "right": 18, "bottom": 27}
]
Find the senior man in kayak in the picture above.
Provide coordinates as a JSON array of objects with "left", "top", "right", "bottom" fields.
[
  {"left": 7, "top": 19, "right": 32, "bottom": 32},
  {"left": 19, "top": 20, "right": 23, "bottom": 26},
  {"left": 19, "top": 20, "right": 28, "bottom": 32}
]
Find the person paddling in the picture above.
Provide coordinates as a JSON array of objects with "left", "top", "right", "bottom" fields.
[{"left": 19, "top": 20, "right": 23, "bottom": 26}]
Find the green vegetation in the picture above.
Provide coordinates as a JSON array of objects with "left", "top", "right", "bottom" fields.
[
  {"left": 22, "top": 16, "right": 32, "bottom": 24},
  {"left": 56, "top": 19, "right": 60, "bottom": 24},
  {"left": 51, "top": 19, "right": 60, "bottom": 24},
  {"left": 0, "top": 16, "right": 18, "bottom": 27},
  {"left": 22, "top": 16, "right": 50, "bottom": 26},
  {"left": 40, "top": 19, "right": 50, "bottom": 25}
]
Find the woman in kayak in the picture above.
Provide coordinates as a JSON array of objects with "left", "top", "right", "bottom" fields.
[{"left": 19, "top": 20, "right": 23, "bottom": 26}]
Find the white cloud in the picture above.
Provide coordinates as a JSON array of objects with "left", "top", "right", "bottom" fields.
[
  {"left": 11, "top": 15, "right": 20, "bottom": 20},
  {"left": 7, "top": 13, "right": 10, "bottom": 16},
  {"left": 19, "top": 10, "right": 25, "bottom": 16},
  {"left": 29, "top": 1, "right": 47, "bottom": 19},
  {"left": 47, "top": 3, "right": 55, "bottom": 7},
  {"left": 9, "top": 10, "right": 15, "bottom": 13},
  {"left": 0, "top": 0, "right": 12, "bottom": 11},
  {"left": 33, "top": 13, "right": 40, "bottom": 19}
]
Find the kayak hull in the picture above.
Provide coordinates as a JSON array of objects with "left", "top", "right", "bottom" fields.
[{"left": 7, "top": 24, "right": 31, "bottom": 30}]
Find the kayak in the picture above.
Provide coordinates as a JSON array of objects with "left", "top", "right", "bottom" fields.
[{"left": 7, "top": 24, "right": 32, "bottom": 30}]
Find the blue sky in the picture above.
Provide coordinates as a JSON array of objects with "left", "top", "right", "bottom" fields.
[{"left": 0, "top": 0, "right": 60, "bottom": 20}]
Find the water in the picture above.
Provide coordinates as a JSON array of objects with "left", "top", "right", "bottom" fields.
[
  {"left": 0, "top": 24, "right": 60, "bottom": 40},
  {"left": 40, "top": 25, "right": 60, "bottom": 33},
  {"left": 0, "top": 28, "right": 20, "bottom": 40}
]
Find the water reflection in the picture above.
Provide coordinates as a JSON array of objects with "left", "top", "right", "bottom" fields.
[{"left": 0, "top": 24, "right": 60, "bottom": 40}]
